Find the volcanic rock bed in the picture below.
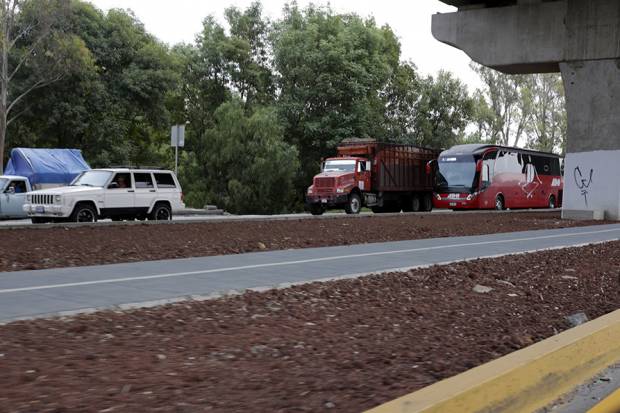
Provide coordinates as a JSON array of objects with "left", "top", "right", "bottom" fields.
[
  {"left": 1, "top": 241, "right": 619, "bottom": 412},
  {"left": 0, "top": 211, "right": 605, "bottom": 272}
]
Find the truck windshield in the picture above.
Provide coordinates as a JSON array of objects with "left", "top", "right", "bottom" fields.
[
  {"left": 323, "top": 160, "right": 356, "bottom": 172},
  {"left": 71, "top": 171, "right": 112, "bottom": 187},
  {"left": 436, "top": 155, "right": 476, "bottom": 190}
]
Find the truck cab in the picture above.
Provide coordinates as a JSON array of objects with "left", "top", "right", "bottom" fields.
[
  {"left": 306, "top": 157, "right": 371, "bottom": 215},
  {"left": 0, "top": 175, "right": 31, "bottom": 219}
]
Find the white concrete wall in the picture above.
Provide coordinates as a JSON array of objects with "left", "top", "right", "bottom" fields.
[{"left": 562, "top": 150, "right": 620, "bottom": 220}]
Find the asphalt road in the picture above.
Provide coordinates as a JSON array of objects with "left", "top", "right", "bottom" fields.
[{"left": 1, "top": 223, "right": 619, "bottom": 323}]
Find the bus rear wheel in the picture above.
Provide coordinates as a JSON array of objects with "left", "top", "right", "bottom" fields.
[{"left": 495, "top": 195, "right": 505, "bottom": 211}]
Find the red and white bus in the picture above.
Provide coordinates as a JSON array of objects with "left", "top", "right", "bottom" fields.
[{"left": 432, "top": 144, "right": 563, "bottom": 210}]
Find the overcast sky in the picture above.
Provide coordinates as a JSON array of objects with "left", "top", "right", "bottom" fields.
[{"left": 88, "top": 0, "right": 482, "bottom": 90}]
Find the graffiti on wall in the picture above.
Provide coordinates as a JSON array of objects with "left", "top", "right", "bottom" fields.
[{"left": 573, "top": 166, "right": 594, "bottom": 207}]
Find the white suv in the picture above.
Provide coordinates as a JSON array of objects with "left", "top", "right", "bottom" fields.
[{"left": 23, "top": 168, "right": 185, "bottom": 223}]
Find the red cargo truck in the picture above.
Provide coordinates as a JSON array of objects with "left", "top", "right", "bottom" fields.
[{"left": 306, "top": 139, "right": 440, "bottom": 215}]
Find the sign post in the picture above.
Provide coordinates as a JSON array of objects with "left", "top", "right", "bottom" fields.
[{"left": 170, "top": 124, "right": 185, "bottom": 176}]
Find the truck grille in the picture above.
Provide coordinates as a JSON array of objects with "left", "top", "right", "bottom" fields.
[
  {"left": 32, "top": 194, "right": 55, "bottom": 205},
  {"left": 315, "top": 177, "right": 335, "bottom": 189}
]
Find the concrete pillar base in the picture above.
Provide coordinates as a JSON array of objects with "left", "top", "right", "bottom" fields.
[
  {"left": 561, "top": 209, "right": 606, "bottom": 221},
  {"left": 560, "top": 60, "right": 620, "bottom": 221}
]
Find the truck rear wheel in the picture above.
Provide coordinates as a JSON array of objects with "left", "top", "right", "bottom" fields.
[
  {"left": 345, "top": 193, "right": 362, "bottom": 214},
  {"left": 421, "top": 193, "right": 433, "bottom": 212},
  {"left": 410, "top": 195, "right": 421, "bottom": 212}
]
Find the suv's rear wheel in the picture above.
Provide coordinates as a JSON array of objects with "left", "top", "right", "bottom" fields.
[
  {"left": 70, "top": 203, "right": 97, "bottom": 223},
  {"left": 149, "top": 203, "right": 172, "bottom": 221}
]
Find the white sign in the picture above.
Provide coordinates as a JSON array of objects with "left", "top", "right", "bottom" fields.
[{"left": 171, "top": 124, "right": 185, "bottom": 147}]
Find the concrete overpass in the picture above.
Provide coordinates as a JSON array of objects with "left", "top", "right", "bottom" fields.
[{"left": 432, "top": 0, "right": 620, "bottom": 220}]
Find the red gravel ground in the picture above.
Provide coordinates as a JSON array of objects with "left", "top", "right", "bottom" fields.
[
  {"left": 1, "top": 241, "right": 619, "bottom": 412},
  {"left": 0, "top": 212, "right": 605, "bottom": 272}
]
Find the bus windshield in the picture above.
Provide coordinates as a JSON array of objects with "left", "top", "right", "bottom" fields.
[{"left": 436, "top": 155, "right": 476, "bottom": 191}]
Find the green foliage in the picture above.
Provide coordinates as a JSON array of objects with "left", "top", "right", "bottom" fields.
[
  {"left": 181, "top": 101, "right": 299, "bottom": 214},
  {"left": 272, "top": 4, "right": 401, "bottom": 186},
  {"left": 469, "top": 63, "right": 565, "bottom": 152},
  {"left": 7, "top": 1, "right": 179, "bottom": 167}
]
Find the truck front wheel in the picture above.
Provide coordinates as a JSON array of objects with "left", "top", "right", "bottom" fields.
[
  {"left": 309, "top": 204, "right": 325, "bottom": 216},
  {"left": 345, "top": 193, "right": 362, "bottom": 214}
]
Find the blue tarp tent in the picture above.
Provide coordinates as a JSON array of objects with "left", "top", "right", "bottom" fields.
[{"left": 4, "top": 148, "right": 90, "bottom": 186}]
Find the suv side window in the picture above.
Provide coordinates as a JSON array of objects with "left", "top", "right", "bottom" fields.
[
  {"left": 134, "top": 173, "right": 154, "bottom": 189},
  {"left": 109, "top": 173, "right": 131, "bottom": 189},
  {"left": 154, "top": 173, "right": 176, "bottom": 188},
  {"left": 6, "top": 180, "right": 27, "bottom": 193}
]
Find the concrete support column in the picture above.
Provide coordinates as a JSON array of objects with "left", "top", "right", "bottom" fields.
[{"left": 561, "top": 59, "right": 620, "bottom": 220}]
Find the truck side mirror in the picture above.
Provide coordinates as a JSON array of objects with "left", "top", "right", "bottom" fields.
[
  {"left": 426, "top": 160, "right": 436, "bottom": 174},
  {"left": 108, "top": 182, "right": 119, "bottom": 189},
  {"left": 5, "top": 186, "right": 15, "bottom": 194},
  {"left": 365, "top": 161, "right": 371, "bottom": 171}
]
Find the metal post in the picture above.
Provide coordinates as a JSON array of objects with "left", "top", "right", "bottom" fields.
[{"left": 175, "top": 141, "right": 178, "bottom": 176}]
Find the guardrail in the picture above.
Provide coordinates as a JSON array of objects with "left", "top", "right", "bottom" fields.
[{"left": 366, "top": 309, "right": 620, "bottom": 413}]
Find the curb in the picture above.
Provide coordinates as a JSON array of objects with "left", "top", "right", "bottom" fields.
[
  {"left": 589, "top": 388, "right": 620, "bottom": 413},
  {"left": 365, "top": 309, "right": 620, "bottom": 413},
  {"left": 0, "top": 208, "right": 561, "bottom": 230}
]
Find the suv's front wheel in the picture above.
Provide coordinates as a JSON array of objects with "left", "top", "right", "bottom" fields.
[
  {"left": 70, "top": 203, "right": 98, "bottom": 223},
  {"left": 149, "top": 203, "right": 172, "bottom": 221}
]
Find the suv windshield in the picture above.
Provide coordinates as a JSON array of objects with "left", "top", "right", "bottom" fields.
[
  {"left": 323, "top": 159, "right": 356, "bottom": 172},
  {"left": 71, "top": 171, "right": 112, "bottom": 187},
  {"left": 436, "top": 155, "right": 476, "bottom": 190}
]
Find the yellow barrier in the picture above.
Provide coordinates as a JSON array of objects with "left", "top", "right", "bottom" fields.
[{"left": 366, "top": 309, "right": 620, "bottom": 413}]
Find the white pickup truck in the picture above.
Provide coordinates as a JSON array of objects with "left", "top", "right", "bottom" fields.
[
  {"left": 23, "top": 168, "right": 185, "bottom": 223},
  {"left": 0, "top": 175, "right": 31, "bottom": 219}
]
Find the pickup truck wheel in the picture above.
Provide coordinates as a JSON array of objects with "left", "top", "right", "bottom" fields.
[
  {"left": 345, "top": 193, "right": 362, "bottom": 214},
  {"left": 70, "top": 204, "right": 97, "bottom": 223},
  {"left": 149, "top": 203, "right": 172, "bottom": 221}
]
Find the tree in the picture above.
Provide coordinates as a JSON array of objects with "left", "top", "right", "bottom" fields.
[
  {"left": 412, "top": 71, "right": 474, "bottom": 149},
  {"left": 272, "top": 4, "right": 401, "bottom": 190},
  {"left": 525, "top": 74, "right": 566, "bottom": 152},
  {"left": 0, "top": 0, "right": 91, "bottom": 170},
  {"left": 470, "top": 63, "right": 532, "bottom": 147},
  {"left": 183, "top": 101, "right": 299, "bottom": 213},
  {"left": 6, "top": 2, "right": 179, "bottom": 167}
]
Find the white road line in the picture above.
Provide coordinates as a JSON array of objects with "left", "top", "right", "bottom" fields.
[{"left": 1, "top": 227, "right": 619, "bottom": 294}]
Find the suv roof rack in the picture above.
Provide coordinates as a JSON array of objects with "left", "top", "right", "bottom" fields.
[{"left": 108, "top": 165, "right": 166, "bottom": 170}]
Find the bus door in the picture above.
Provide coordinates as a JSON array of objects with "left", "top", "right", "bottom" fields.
[
  {"left": 479, "top": 150, "right": 497, "bottom": 209},
  {"left": 521, "top": 154, "right": 545, "bottom": 207}
]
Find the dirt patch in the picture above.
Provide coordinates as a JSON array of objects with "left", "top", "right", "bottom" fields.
[
  {"left": 0, "top": 212, "right": 605, "bottom": 272},
  {"left": 1, "top": 241, "right": 619, "bottom": 412}
]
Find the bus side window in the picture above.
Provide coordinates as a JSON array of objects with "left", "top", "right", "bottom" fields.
[{"left": 481, "top": 151, "right": 496, "bottom": 189}]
